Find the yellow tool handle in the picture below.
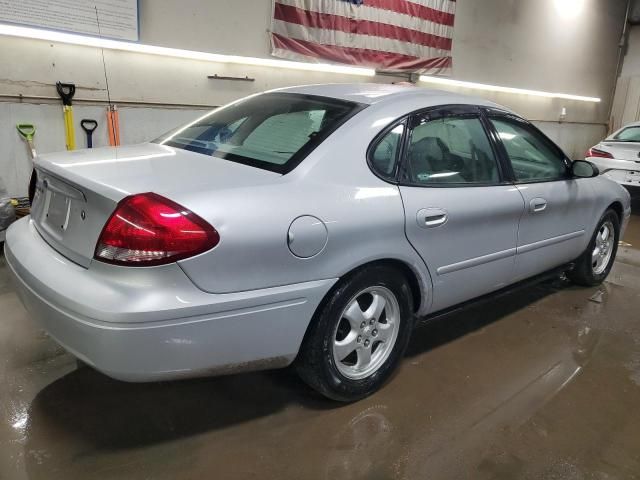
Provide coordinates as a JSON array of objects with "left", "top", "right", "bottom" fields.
[
  {"left": 64, "top": 107, "right": 70, "bottom": 150},
  {"left": 63, "top": 106, "right": 76, "bottom": 151}
]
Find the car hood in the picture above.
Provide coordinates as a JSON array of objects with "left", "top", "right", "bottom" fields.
[{"left": 35, "top": 143, "right": 281, "bottom": 202}]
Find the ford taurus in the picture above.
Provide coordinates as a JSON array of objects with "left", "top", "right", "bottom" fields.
[{"left": 4, "top": 84, "right": 631, "bottom": 401}]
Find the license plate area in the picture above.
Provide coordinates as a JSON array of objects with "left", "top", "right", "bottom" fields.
[
  {"left": 45, "top": 189, "right": 72, "bottom": 232},
  {"left": 33, "top": 173, "right": 86, "bottom": 239},
  {"left": 625, "top": 171, "right": 640, "bottom": 184}
]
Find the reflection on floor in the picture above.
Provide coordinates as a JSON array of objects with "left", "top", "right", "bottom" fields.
[{"left": 1, "top": 199, "right": 640, "bottom": 479}]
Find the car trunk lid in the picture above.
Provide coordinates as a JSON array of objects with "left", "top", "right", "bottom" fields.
[
  {"left": 31, "top": 168, "right": 118, "bottom": 268},
  {"left": 599, "top": 142, "right": 640, "bottom": 162},
  {"left": 31, "top": 143, "right": 280, "bottom": 268}
]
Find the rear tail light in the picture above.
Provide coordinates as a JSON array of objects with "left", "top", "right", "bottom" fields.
[
  {"left": 95, "top": 192, "right": 219, "bottom": 266},
  {"left": 586, "top": 147, "right": 613, "bottom": 159}
]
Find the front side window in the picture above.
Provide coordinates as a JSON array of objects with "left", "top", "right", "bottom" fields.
[
  {"left": 612, "top": 126, "right": 640, "bottom": 142},
  {"left": 403, "top": 114, "right": 500, "bottom": 185},
  {"left": 491, "top": 117, "right": 568, "bottom": 182},
  {"left": 155, "top": 93, "right": 362, "bottom": 173}
]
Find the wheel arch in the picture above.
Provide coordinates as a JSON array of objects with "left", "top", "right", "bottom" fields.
[
  {"left": 352, "top": 259, "right": 423, "bottom": 312},
  {"left": 318, "top": 258, "right": 427, "bottom": 320},
  {"left": 294, "top": 257, "right": 428, "bottom": 365},
  {"left": 607, "top": 201, "right": 624, "bottom": 223}
]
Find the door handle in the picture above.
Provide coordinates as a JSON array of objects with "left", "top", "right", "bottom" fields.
[
  {"left": 417, "top": 208, "right": 448, "bottom": 228},
  {"left": 530, "top": 198, "right": 547, "bottom": 213}
]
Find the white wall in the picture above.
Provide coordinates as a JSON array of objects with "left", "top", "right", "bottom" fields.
[
  {"left": 612, "top": 24, "right": 640, "bottom": 131},
  {"left": 0, "top": 0, "right": 628, "bottom": 195},
  {"left": 0, "top": 103, "right": 205, "bottom": 197}
]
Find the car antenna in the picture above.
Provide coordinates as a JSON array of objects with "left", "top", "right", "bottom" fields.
[{"left": 95, "top": 6, "right": 118, "bottom": 151}]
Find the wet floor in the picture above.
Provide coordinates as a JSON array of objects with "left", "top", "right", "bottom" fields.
[{"left": 1, "top": 195, "right": 640, "bottom": 479}]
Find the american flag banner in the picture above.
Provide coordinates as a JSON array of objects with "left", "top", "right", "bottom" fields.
[{"left": 270, "top": 0, "right": 456, "bottom": 75}]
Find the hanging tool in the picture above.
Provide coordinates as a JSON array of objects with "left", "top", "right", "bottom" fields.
[
  {"left": 81, "top": 119, "right": 98, "bottom": 148},
  {"left": 56, "top": 82, "right": 77, "bottom": 151},
  {"left": 106, "top": 105, "right": 121, "bottom": 146},
  {"left": 16, "top": 124, "right": 38, "bottom": 204},
  {"left": 16, "top": 124, "right": 36, "bottom": 161}
]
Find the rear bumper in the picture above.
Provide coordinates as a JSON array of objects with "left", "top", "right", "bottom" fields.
[
  {"left": 589, "top": 157, "right": 640, "bottom": 187},
  {"left": 5, "top": 217, "right": 336, "bottom": 381}
]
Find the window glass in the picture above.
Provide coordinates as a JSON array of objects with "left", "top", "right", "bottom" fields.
[
  {"left": 613, "top": 126, "right": 640, "bottom": 142},
  {"left": 370, "top": 123, "right": 405, "bottom": 179},
  {"left": 405, "top": 115, "right": 499, "bottom": 184},
  {"left": 242, "top": 110, "right": 326, "bottom": 162},
  {"left": 155, "top": 93, "right": 360, "bottom": 173},
  {"left": 491, "top": 118, "right": 567, "bottom": 182}
]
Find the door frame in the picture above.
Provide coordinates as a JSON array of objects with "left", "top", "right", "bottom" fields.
[
  {"left": 367, "top": 104, "right": 523, "bottom": 188},
  {"left": 371, "top": 104, "right": 526, "bottom": 312},
  {"left": 480, "top": 107, "right": 574, "bottom": 185},
  {"left": 481, "top": 108, "right": 589, "bottom": 280}
]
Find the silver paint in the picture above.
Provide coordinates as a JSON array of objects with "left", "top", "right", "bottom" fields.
[
  {"left": 287, "top": 215, "right": 328, "bottom": 259},
  {"left": 4, "top": 84, "right": 632, "bottom": 382}
]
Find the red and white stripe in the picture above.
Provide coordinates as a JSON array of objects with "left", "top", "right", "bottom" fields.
[{"left": 270, "top": 0, "right": 455, "bottom": 74}]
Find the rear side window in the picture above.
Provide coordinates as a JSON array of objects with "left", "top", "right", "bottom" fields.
[
  {"left": 613, "top": 126, "right": 640, "bottom": 142},
  {"left": 370, "top": 123, "right": 405, "bottom": 179},
  {"left": 404, "top": 115, "right": 500, "bottom": 185},
  {"left": 491, "top": 117, "right": 567, "bottom": 182},
  {"left": 155, "top": 93, "right": 363, "bottom": 173}
]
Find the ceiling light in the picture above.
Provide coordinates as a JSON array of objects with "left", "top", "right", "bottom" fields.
[
  {"left": 0, "top": 24, "right": 375, "bottom": 77},
  {"left": 419, "top": 75, "right": 600, "bottom": 103},
  {"left": 554, "top": 0, "right": 585, "bottom": 19}
]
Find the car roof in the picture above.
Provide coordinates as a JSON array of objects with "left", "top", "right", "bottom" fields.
[
  {"left": 271, "top": 83, "right": 508, "bottom": 110},
  {"left": 606, "top": 121, "right": 640, "bottom": 139},
  {"left": 617, "top": 122, "right": 640, "bottom": 129}
]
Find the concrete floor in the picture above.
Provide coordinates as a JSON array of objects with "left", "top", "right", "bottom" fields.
[{"left": 1, "top": 196, "right": 640, "bottom": 480}]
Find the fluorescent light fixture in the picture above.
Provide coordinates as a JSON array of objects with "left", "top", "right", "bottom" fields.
[
  {"left": 0, "top": 24, "right": 375, "bottom": 77},
  {"left": 419, "top": 75, "right": 601, "bottom": 103}
]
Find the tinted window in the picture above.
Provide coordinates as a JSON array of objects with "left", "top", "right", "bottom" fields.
[
  {"left": 404, "top": 115, "right": 499, "bottom": 185},
  {"left": 491, "top": 117, "right": 567, "bottom": 182},
  {"left": 370, "top": 123, "right": 405, "bottom": 179},
  {"left": 155, "top": 93, "right": 362, "bottom": 173},
  {"left": 613, "top": 126, "right": 640, "bottom": 142}
]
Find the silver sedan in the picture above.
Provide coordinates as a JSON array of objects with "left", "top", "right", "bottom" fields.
[{"left": 5, "top": 84, "right": 631, "bottom": 401}]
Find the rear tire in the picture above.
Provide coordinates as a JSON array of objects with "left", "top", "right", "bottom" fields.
[
  {"left": 568, "top": 209, "right": 619, "bottom": 286},
  {"left": 296, "top": 265, "right": 414, "bottom": 402}
]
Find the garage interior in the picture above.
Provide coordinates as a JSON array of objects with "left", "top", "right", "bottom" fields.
[{"left": 2, "top": 0, "right": 640, "bottom": 478}]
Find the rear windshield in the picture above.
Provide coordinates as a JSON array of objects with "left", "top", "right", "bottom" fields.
[
  {"left": 612, "top": 126, "right": 640, "bottom": 142},
  {"left": 155, "top": 93, "right": 364, "bottom": 173}
]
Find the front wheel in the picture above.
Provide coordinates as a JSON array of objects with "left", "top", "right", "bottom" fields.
[
  {"left": 568, "top": 209, "right": 620, "bottom": 286},
  {"left": 295, "top": 265, "right": 414, "bottom": 402}
]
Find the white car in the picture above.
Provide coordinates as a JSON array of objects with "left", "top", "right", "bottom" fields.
[{"left": 586, "top": 122, "right": 640, "bottom": 188}]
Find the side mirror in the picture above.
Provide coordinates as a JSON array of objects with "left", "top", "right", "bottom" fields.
[{"left": 572, "top": 160, "right": 599, "bottom": 178}]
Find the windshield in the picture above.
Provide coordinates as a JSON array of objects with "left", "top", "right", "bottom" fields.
[
  {"left": 612, "top": 126, "right": 640, "bottom": 142},
  {"left": 155, "top": 93, "right": 364, "bottom": 173}
]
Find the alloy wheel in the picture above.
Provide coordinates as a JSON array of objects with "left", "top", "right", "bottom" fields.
[
  {"left": 592, "top": 219, "right": 615, "bottom": 275},
  {"left": 332, "top": 286, "right": 400, "bottom": 380}
]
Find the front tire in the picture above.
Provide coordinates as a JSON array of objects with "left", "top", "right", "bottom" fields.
[
  {"left": 296, "top": 265, "right": 414, "bottom": 402},
  {"left": 568, "top": 209, "right": 619, "bottom": 286}
]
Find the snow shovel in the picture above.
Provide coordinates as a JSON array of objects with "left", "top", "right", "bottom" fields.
[
  {"left": 16, "top": 124, "right": 38, "bottom": 204},
  {"left": 56, "top": 82, "right": 77, "bottom": 151}
]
